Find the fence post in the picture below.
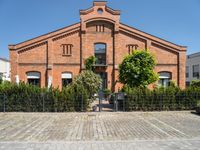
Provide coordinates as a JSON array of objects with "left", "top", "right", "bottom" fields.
[
  {"left": 123, "top": 95, "right": 125, "bottom": 112},
  {"left": 42, "top": 93, "right": 45, "bottom": 112},
  {"left": 81, "top": 94, "right": 83, "bottom": 112},
  {"left": 3, "top": 94, "right": 6, "bottom": 113},
  {"left": 99, "top": 96, "right": 101, "bottom": 112},
  {"left": 115, "top": 93, "right": 118, "bottom": 112}
]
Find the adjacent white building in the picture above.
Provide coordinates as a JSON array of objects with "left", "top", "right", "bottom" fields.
[
  {"left": 0, "top": 57, "right": 10, "bottom": 81},
  {"left": 186, "top": 52, "right": 200, "bottom": 86}
]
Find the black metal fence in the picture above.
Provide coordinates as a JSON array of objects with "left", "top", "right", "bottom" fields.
[
  {"left": 0, "top": 93, "right": 87, "bottom": 112},
  {"left": 1, "top": 92, "right": 200, "bottom": 112},
  {"left": 114, "top": 93, "right": 200, "bottom": 111}
]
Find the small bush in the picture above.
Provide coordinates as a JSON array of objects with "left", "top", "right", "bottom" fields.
[
  {"left": 85, "top": 56, "right": 96, "bottom": 71},
  {"left": 73, "top": 70, "right": 102, "bottom": 99}
]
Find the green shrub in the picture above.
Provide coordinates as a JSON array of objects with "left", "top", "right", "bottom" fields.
[
  {"left": 123, "top": 85, "right": 200, "bottom": 111},
  {"left": 0, "top": 81, "right": 89, "bottom": 112},
  {"left": 191, "top": 80, "right": 200, "bottom": 87},
  {"left": 197, "top": 100, "right": 200, "bottom": 107}
]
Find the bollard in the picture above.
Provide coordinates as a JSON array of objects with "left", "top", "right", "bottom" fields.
[
  {"left": 99, "top": 97, "right": 101, "bottom": 112},
  {"left": 123, "top": 97, "right": 125, "bottom": 112},
  {"left": 3, "top": 94, "right": 6, "bottom": 113}
]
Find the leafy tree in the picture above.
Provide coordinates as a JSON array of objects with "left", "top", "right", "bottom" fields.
[
  {"left": 73, "top": 70, "right": 102, "bottom": 98},
  {"left": 119, "top": 49, "right": 159, "bottom": 88},
  {"left": 85, "top": 56, "right": 96, "bottom": 71}
]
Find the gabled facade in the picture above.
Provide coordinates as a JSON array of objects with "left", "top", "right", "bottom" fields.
[{"left": 9, "top": 1, "right": 186, "bottom": 91}]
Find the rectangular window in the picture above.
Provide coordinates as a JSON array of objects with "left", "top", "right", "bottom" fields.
[
  {"left": 28, "top": 79, "right": 40, "bottom": 87},
  {"left": 193, "top": 64, "right": 199, "bottom": 78},
  {"left": 27, "top": 72, "right": 40, "bottom": 87},
  {"left": 61, "top": 44, "right": 73, "bottom": 56},
  {"left": 186, "top": 81, "right": 190, "bottom": 87},
  {"left": 62, "top": 79, "right": 72, "bottom": 87},
  {"left": 96, "top": 25, "right": 104, "bottom": 32},
  {"left": 62, "top": 73, "right": 72, "bottom": 87},
  {"left": 127, "top": 44, "right": 138, "bottom": 54},
  {"left": 95, "top": 44, "right": 106, "bottom": 65},
  {"left": 186, "top": 66, "right": 189, "bottom": 78}
]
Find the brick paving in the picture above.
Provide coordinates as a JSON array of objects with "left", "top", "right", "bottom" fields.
[{"left": 0, "top": 111, "right": 200, "bottom": 149}]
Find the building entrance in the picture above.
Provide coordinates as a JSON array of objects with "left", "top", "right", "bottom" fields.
[{"left": 97, "top": 72, "right": 107, "bottom": 90}]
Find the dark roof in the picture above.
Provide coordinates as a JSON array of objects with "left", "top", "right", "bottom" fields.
[
  {"left": 0, "top": 57, "right": 9, "bottom": 62},
  {"left": 187, "top": 52, "right": 200, "bottom": 59}
]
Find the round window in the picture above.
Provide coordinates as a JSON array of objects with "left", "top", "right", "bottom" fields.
[{"left": 97, "top": 8, "right": 103, "bottom": 14}]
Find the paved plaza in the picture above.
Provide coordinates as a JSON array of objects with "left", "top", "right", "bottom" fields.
[{"left": 0, "top": 111, "right": 200, "bottom": 149}]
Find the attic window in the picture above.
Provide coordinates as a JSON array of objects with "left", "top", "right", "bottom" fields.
[
  {"left": 61, "top": 44, "right": 73, "bottom": 56},
  {"left": 97, "top": 8, "right": 103, "bottom": 14},
  {"left": 126, "top": 44, "right": 138, "bottom": 54}
]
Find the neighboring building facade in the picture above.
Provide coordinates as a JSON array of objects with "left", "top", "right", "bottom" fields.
[
  {"left": 9, "top": 1, "right": 186, "bottom": 91},
  {"left": 0, "top": 57, "right": 10, "bottom": 81},
  {"left": 186, "top": 52, "right": 200, "bottom": 86}
]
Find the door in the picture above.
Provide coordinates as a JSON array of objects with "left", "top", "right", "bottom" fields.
[{"left": 98, "top": 72, "right": 107, "bottom": 90}]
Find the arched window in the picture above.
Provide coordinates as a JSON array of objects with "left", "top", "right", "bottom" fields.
[
  {"left": 158, "top": 72, "right": 171, "bottom": 87},
  {"left": 62, "top": 72, "right": 72, "bottom": 87},
  {"left": 26, "top": 72, "right": 41, "bottom": 87},
  {"left": 94, "top": 43, "right": 106, "bottom": 65}
]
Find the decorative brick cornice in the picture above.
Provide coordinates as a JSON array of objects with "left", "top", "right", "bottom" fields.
[
  {"left": 105, "top": 6, "right": 120, "bottom": 15},
  {"left": 9, "top": 23, "right": 80, "bottom": 50},
  {"left": 80, "top": 8, "right": 94, "bottom": 15},
  {"left": 120, "top": 23, "right": 187, "bottom": 52},
  {"left": 52, "top": 30, "right": 80, "bottom": 41},
  {"left": 18, "top": 41, "right": 47, "bottom": 54}
]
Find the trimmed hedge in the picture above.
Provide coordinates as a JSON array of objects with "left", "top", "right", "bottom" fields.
[
  {"left": 123, "top": 86, "right": 200, "bottom": 111},
  {"left": 0, "top": 82, "right": 89, "bottom": 112}
]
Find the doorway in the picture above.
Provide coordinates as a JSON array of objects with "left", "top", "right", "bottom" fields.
[{"left": 98, "top": 72, "right": 107, "bottom": 90}]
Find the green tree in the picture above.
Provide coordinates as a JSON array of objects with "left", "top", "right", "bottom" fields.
[
  {"left": 85, "top": 56, "right": 96, "bottom": 71},
  {"left": 119, "top": 49, "right": 159, "bottom": 88},
  {"left": 73, "top": 70, "right": 102, "bottom": 98}
]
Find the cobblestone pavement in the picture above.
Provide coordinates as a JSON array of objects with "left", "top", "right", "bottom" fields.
[{"left": 0, "top": 111, "right": 200, "bottom": 149}]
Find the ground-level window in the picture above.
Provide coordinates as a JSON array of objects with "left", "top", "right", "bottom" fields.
[
  {"left": 186, "top": 66, "right": 189, "bottom": 78},
  {"left": 0, "top": 73, "right": 3, "bottom": 79},
  {"left": 62, "top": 72, "right": 72, "bottom": 87},
  {"left": 158, "top": 72, "right": 171, "bottom": 87},
  {"left": 186, "top": 81, "right": 190, "bottom": 87},
  {"left": 193, "top": 64, "right": 199, "bottom": 78},
  {"left": 27, "top": 72, "right": 40, "bottom": 87}
]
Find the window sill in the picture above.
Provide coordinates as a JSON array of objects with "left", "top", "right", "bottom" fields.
[{"left": 62, "top": 54, "right": 72, "bottom": 56}]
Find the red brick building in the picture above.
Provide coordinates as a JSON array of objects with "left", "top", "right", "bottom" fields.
[{"left": 9, "top": 1, "right": 186, "bottom": 91}]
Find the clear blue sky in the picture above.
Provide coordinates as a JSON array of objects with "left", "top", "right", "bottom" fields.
[{"left": 0, "top": 0, "right": 200, "bottom": 59}]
